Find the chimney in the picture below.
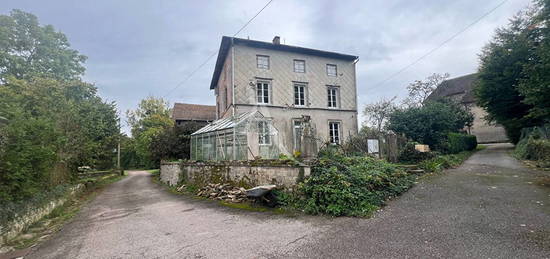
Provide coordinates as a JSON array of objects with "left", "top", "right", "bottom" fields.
[{"left": 272, "top": 36, "right": 281, "bottom": 45}]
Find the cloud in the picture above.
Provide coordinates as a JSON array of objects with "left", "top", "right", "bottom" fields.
[{"left": 0, "top": 0, "right": 532, "bottom": 133}]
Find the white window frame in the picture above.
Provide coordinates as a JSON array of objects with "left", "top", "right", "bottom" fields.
[
  {"left": 256, "top": 81, "right": 270, "bottom": 104},
  {"left": 326, "top": 64, "right": 337, "bottom": 77},
  {"left": 327, "top": 86, "right": 339, "bottom": 108},
  {"left": 293, "top": 83, "right": 307, "bottom": 106},
  {"left": 293, "top": 59, "right": 305, "bottom": 73},
  {"left": 258, "top": 121, "right": 271, "bottom": 145},
  {"left": 328, "top": 121, "right": 341, "bottom": 145},
  {"left": 257, "top": 55, "right": 270, "bottom": 69}
]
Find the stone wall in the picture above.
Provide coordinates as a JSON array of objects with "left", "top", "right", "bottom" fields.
[
  {"left": 0, "top": 184, "right": 84, "bottom": 247},
  {"left": 160, "top": 162, "right": 183, "bottom": 186},
  {"left": 160, "top": 161, "right": 310, "bottom": 189}
]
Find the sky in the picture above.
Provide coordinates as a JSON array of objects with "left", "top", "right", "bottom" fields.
[{"left": 1, "top": 0, "right": 532, "bottom": 133}]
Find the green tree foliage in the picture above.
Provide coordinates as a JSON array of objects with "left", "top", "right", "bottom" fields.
[
  {"left": 387, "top": 100, "right": 473, "bottom": 150},
  {"left": 0, "top": 10, "right": 86, "bottom": 81},
  {"left": 125, "top": 96, "right": 173, "bottom": 168},
  {"left": 518, "top": 0, "right": 550, "bottom": 122},
  {"left": 476, "top": 1, "right": 550, "bottom": 142},
  {"left": 0, "top": 10, "right": 118, "bottom": 202},
  {"left": 0, "top": 77, "right": 119, "bottom": 201},
  {"left": 150, "top": 122, "right": 205, "bottom": 163}
]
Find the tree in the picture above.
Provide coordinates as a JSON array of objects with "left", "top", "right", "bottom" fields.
[
  {"left": 475, "top": 2, "right": 547, "bottom": 143},
  {"left": 150, "top": 121, "right": 205, "bottom": 162},
  {"left": 0, "top": 77, "right": 119, "bottom": 201},
  {"left": 403, "top": 73, "right": 449, "bottom": 107},
  {"left": 387, "top": 100, "right": 473, "bottom": 150},
  {"left": 363, "top": 96, "right": 398, "bottom": 132},
  {"left": 518, "top": 0, "right": 550, "bottom": 122},
  {"left": 0, "top": 10, "right": 86, "bottom": 82},
  {"left": 126, "top": 96, "right": 172, "bottom": 137},
  {"left": 0, "top": 10, "right": 118, "bottom": 203},
  {"left": 126, "top": 96, "right": 173, "bottom": 168}
]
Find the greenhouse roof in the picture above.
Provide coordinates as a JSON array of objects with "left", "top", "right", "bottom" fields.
[{"left": 191, "top": 111, "right": 262, "bottom": 136}]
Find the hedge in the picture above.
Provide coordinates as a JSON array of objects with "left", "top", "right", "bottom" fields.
[{"left": 447, "top": 133, "right": 477, "bottom": 154}]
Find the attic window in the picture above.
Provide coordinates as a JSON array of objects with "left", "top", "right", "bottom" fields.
[
  {"left": 294, "top": 60, "right": 305, "bottom": 73},
  {"left": 257, "top": 55, "right": 270, "bottom": 69},
  {"left": 326, "top": 64, "right": 337, "bottom": 77}
]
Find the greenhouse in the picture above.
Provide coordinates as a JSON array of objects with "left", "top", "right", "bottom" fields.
[{"left": 190, "top": 111, "right": 281, "bottom": 161}]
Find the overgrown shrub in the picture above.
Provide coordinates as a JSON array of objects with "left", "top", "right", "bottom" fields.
[
  {"left": 418, "top": 150, "right": 478, "bottom": 173},
  {"left": 397, "top": 142, "right": 436, "bottom": 163},
  {"left": 515, "top": 137, "right": 550, "bottom": 165},
  {"left": 447, "top": 133, "right": 477, "bottom": 154},
  {"left": 295, "top": 147, "right": 416, "bottom": 216},
  {"left": 514, "top": 124, "right": 550, "bottom": 167},
  {"left": 387, "top": 100, "right": 473, "bottom": 151}
]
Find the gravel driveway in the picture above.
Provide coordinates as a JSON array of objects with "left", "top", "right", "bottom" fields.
[{"left": 25, "top": 143, "right": 549, "bottom": 258}]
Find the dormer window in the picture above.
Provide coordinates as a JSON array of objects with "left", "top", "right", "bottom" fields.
[
  {"left": 326, "top": 64, "right": 337, "bottom": 77},
  {"left": 257, "top": 55, "right": 270, "bottom": 69},
  {"left": 294, "top": 60, "right": 305, "bottom": 73}
]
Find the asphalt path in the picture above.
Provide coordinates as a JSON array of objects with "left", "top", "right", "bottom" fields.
[{"left": 26, "top": 143, "right": 549, "bottom": 258}]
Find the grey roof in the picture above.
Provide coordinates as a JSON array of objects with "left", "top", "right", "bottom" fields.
[
  {"left": 191, "top": 111, "right": 261, "bottom": 136},
  {"left": 427, "top": 73, "right": 478, "bottom": 103},
  {"left": 210, "top": 36, "right": 359, "bottom": 89}
]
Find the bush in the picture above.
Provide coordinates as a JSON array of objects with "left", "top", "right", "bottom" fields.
[
  {"left": 514, "top": 124, "right": 550, "bottom": 167},
  {"left": 387, "top": 100, "right": 473, "bottom": 151},
  {"left": 296, "top": 147, "right": 416, "bottom": 216},
  {"left": 516, "top": 137, "right": 550, "bottom": 162},
  {"left": 397, "top": 142, "right": 436, "bottom": 163},
  {"left": 447, "top": 133, "right": 477, "bottom": 154},
  {"left": 417, "top": 148, "right": 480, "bottom": 173}
]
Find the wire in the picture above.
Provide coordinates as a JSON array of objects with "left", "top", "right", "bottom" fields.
[
  {"left": 163, "top": 0, "right": 275, "bottom": 98},
  {"left": 368, "top": 0, "right": 509, "bottom": 91}
]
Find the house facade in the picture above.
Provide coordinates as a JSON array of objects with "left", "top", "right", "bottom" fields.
[
  {"left": 427, "top": 73, "right": 508, "bottom": 143},
  {"left": 201, "top": 36, "right": 359, "bottom": 159}
]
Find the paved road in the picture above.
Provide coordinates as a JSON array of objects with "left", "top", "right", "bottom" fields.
[{"left": 27, "top": 143, "right": 549, "bottom": 258}]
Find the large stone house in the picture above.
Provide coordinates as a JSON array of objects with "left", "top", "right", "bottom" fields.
[
  {"left": 190, "top": 36, "right": 359, "bottom": 160},
  {"left": 427, "top": 73, "right": 508, "bottom": 143}
]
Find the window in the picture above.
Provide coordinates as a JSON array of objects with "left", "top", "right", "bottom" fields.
[
  {"left": 257, "top": 55, "right": 269, "bottom": 69},
  {"left": 293, "top": 120, "right": 303, "bottom": 151},
  {"left": 256, "top": 81, "right": 270, "bottom": 104},
  {"left": 326, "top": 64, "right": 337, "bottom": 77},
  {"left": 329, "top": 121, "right": 341, "bottom": 145},
  {"left": 327, "top": 86, "right": 339, "bottom": 108},
  {"left": 258, "top": 121, "right": 271, "bottom": 145},
  {"left": 294, "top": 83, "right": 306, "bottom": 106},
  {"left": 294, "top": 60, "right": 305, "bottom": 73}
]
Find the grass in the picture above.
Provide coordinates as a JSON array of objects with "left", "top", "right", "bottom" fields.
[
  {"left": 145, "top": 169, "right": 159, "bottom": 175},
  {"left": 3, "top": 173, "right": 126, "bottom": 251}
]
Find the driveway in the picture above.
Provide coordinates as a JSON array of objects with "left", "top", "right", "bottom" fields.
[{"left": 26, "top": 143, "right": 549, "bottom": 258}]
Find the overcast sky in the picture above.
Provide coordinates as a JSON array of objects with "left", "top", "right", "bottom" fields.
[{"left": 1, "top": 0, "right": 532, "bottom": 132}]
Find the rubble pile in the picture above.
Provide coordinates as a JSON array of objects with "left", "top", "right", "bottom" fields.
[{"left": 196, "top": 183, "right": 248, "bottom": 203}]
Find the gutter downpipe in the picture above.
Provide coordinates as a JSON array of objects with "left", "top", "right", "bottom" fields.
[
  {"left": 353, "top": 57, "right": 360, "bottom": 135},
  {"left": 231, "top": 38, "right": 237, "bottom": 160}
]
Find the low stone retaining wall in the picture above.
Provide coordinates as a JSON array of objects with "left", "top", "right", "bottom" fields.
[
  {"left": 160, "top": 160, "right": 310, "bottom": 189},
  {"left": 0, "top": 184, "right": 84, "bottom": 247}
]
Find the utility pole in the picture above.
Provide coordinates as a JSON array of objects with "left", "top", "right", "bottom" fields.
[{"left": 117, "top": 117, "right": 122, "bottom": 175}]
